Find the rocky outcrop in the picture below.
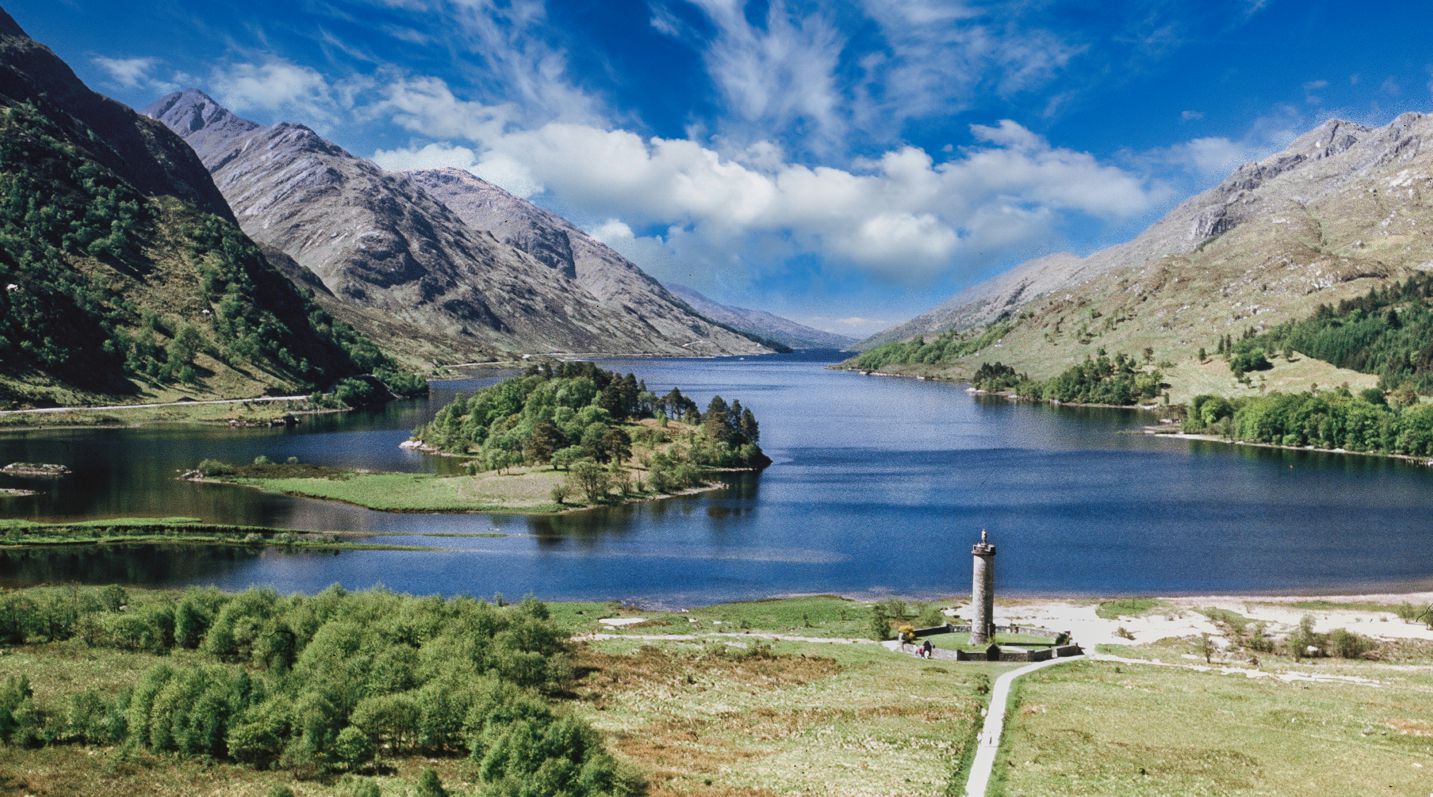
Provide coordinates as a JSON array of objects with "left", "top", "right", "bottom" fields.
[{"left": 146, "top": 91, "right": 771, "bottom": 357}]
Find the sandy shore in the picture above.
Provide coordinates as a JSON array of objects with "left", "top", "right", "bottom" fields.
[{"left": 961, "top": 591, "right": 1433, "bottom": 649}]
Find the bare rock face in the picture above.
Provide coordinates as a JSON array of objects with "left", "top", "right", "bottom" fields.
[
  {"left": 408, "top": 168, "right": 773, "bottom": 354},
  {"left": 146, "top": 91, "right": 771, "bottom": 356}
]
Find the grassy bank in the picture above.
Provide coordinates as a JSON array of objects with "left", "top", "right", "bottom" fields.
[
  {"left": 0, "top": 517, "right": 425, "bottom": 551},
  {"left": 200, "top": 459, "right": 731, "bottom": 515},
  {"left": 0, "top": 396, "right": 339, "bottom": 430}
]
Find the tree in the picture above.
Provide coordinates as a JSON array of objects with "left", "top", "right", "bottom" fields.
[
  {"left": 567, "top": 459, "right": 611, "bottom": 504},
  {"left": 1198, "top": 632, "right": 1214, "bottom": 664},
  {"left": 414, "top": 768, "right": 447, "bottom": 797},
  {"left": 600, "top": 426, "right": 632, "bottom": 464},
  {"left": 525, "top": 421, "right": 565, "bottom": 464}
]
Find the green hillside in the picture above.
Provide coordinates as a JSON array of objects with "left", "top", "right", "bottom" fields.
[{"left": 0, "top": 13, "right": 415, "bottom": 408}]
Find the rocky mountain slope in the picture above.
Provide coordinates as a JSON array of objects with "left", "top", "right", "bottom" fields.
[
  {"left": 864, "top": 119, "right": 1375, "bottom": 350},
  {"left": 853, "top": 113, "right": 1433, "bottom": 398},
  {"left": 146, "top": 92, "right": 770, "bottom": 358},
  {"left": 0, "top": 9, "right": 371, "bottom": 407},
  {"left": 404, "top": 167, "right": 775, "bottom": 355},
  {"left": 664, "top": 284, "right": 854, "bottom": 350}
]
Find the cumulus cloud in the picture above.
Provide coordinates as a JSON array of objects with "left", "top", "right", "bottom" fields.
[
  {"left": 373, "top": 78, "right": 1160, "bottom": 282},
  {"left": 211, "top": 57, "right": 335, "bottom": 120}
]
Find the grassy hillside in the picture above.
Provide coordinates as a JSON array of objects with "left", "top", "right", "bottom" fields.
[
  {"left": 846, "top": 115, "right": 1433, "bottom": 401},
  {"left": 0, "top": 101, "right": 411, "bottom": 408}
]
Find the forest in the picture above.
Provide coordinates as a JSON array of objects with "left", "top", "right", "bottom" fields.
[
  {"left": 415, "top": 362, "right": 768, "bottom": 497},
  {"left": 0, "top": 101, "right": 421, "bottom": 403},
  {"left": 1182, "top": 388, "right": 1433, "bottom": 456},
  {"left": 0, "top": 585, "right": 640, "bottom": 796},
  {"left": 1242, "top": 274, "right": 1433, "bottom": 393}
]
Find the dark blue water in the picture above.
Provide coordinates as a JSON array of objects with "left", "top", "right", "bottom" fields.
[{"left": 2, "top": 350, "right": 1432, "bottom": 603}]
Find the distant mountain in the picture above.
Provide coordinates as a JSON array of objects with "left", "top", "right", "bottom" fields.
[
  {"left": 146, "top": 92, "right": 771, "bottom": 359},
  {"left": 851, "top": 113, "right": 1433, "bottom": 397},
  {"left": 0, "top": 8, "right": 370, "bottom": 407},
  {"left": 663, "top": 284, "right": 853, "bottom": 351}
]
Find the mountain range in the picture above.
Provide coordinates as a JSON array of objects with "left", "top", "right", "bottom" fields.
[
  {"left": 855, "top": 113, "right": 1433, "bottom": 399},
  {"left": 145, "top": 90, "right": 773, "bottom": 361}
]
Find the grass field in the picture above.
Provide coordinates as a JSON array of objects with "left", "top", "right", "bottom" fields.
[
  {"left": 553, "top": 594, "right": 964, "bottom": 640},
  {"left": 573, "top": 638, "right": 1003, "bottom": 796},
  {"left": 991, "top": 659, "right": 1433, "bottom": 796},
  {"left": 1094, "top": 598, "right": 1171, "bottom": 620}
]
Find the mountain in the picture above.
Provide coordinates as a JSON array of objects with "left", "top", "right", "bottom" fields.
[
  {"left": 0, "top": 8, "right": 371, "bottom": 407},
  {"left": 663, "top": 284, "right": 854, "bottom": 350},
  {"left": 402, "top": 167, "right": 782, "bottom": 354},
  {"left": 146, "top": 92, "right": 771, "bottom": 359},
  {"left": 851, "top": 113, "right": 1433, "bottom": 399}
]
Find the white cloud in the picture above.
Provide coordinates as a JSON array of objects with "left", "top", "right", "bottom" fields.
[
  {"left": 1142, "top": 107, "right": 1305, "bottom": 183},
  {"left": 92, "top": 56, "right": 159, "bottom": 89},
  {"left": 91, "top": 55, "right": 188, "bottom": 95},
  {"left": 1180, "top": 109, "right": 1204, "bottom": 122},
  {"left": 372, "top": 75, "right": 1160, "bottom": 282},
  {"left": 683, "top": 0, "right": 846, "bottom": 150},
  {"left": 210, "top": 57, "right": 334, "bottom": 119}
]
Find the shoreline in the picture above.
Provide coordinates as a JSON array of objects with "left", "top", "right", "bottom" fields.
[
  {"left": 1147, "top": 428, "right": 1433, "bottom": 466},
  {"left": 840, "top": 366, "right": 1163, "bottom": 411}
]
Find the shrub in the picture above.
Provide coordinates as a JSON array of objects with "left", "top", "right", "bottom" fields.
[{"left": 1328, "top": 628, "right": 1374, "bottom": 659}]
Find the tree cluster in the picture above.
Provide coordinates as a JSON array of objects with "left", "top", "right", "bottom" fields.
[
  {"left": 1183, "top": 387, "right": 1433, "bottom": 456},
  {"left": 416, "top": 363, "right": 768, "bottom": 498},
  {"left": 0, "top": 585, "right": 640, "bottom": 795},
  {"left": 970, "top": 354, "right": 1165, "bottom": 406},
  {"left": 1238, "top": 275, "right": 1433, "bottom": 394}
]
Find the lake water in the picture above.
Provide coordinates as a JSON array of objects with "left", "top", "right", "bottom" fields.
[{"left": 2, "top": 351, "right": 1432, "bottom": 604}]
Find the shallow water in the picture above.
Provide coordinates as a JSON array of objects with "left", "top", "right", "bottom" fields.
[{"left": 2, "top": 351, "right": 1431, "bottom": 604}]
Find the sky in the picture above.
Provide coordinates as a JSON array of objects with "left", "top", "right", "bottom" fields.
[{"left": 11, "top": 1, "right": 1433, "bottom": 336}]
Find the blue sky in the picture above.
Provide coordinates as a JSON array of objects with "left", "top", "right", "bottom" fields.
[{"left": 12, "top": 1, "right": 1433, "bottom": 336}]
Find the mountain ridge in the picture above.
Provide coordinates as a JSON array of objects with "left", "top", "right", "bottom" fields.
[
  {"left": 849, "top": 110, "right": 1433, "bottom": 401},
  {"left": 146, "top": 90, "right": 771, "bottom": 359}
]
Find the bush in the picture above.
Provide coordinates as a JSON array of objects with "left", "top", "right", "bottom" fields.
[{"left": 1328, "top": 628, "right": 1374, "bottom": 659}]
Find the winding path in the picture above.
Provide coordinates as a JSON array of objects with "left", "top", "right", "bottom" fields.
[{"left": 964, "top": 655, "right": 1082, "bottom": 797}]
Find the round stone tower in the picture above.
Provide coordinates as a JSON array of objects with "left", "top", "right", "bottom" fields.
[{"left": 970, "top": 529, "right": 996, "bottom": 645}]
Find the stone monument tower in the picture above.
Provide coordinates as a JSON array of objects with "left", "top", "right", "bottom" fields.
[{"left": 970, "top": 529, "right": 996, "bottom": 645}]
